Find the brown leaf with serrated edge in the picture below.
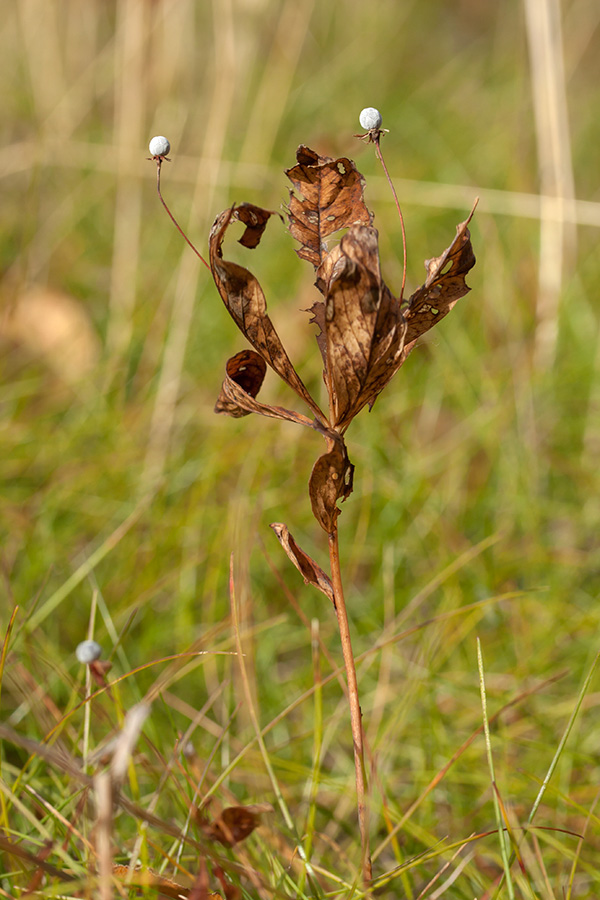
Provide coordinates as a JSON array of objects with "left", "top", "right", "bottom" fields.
[
  {"left": 285, "top": 145, "right": 373, "bottom": 269},
  {"left": 321, "top": 226, "right": 407, "bottom": 430},
  {"left": 209, "top": 205, "right": 325, "bottom": 422},
  {"left": 404, "top": 199, "right": 478, "bottom": 343},
  {"left": 200, "top": 805, "right": 269, "bottom": 846},
  {"left": 307, "top": 298, "right": 328, "bottom": 368},
  {"left": 270, "top": 523, "right": 335, "bottom": 604},
  {"left": 215, "top": 352, "right": 317, "bottom": 429},
  {"left": 309, "top": 439, "right": 354, "bottom": 533},
  {"left": 214, "top": 349, "right": 266, "bottom": 418}
]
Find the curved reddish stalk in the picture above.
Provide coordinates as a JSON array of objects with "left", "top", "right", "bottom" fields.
[
  {"left": 155, "top": 159, "right": 210, "bottom": 271},
  {"left": 374, "top": 137, "right": 407, "bottom": 302}
]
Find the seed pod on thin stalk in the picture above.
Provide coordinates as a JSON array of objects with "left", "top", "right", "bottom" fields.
[{"left": 147, "top": 134, "right": 210, "bottom": 270}]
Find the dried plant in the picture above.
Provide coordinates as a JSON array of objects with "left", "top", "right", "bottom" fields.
[{"left": 151, "top": 116, "right": 477, "bottom": 884}]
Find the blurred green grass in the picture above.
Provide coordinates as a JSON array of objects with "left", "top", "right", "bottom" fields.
[{"left": 2, "top": 0, "right": 600, "bottom": 897}]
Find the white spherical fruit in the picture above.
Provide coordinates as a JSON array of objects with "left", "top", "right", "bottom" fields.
[
  {"left": 359, "top": 108, "right": 382, "bottom": 131},
  {"left": 76, "top": 640, "right": 102, "bottom": 664},
  {"left": 149, "top": 135, "right": 171, "bottom": 158}
]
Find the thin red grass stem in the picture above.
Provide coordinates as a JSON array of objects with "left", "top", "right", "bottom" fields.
[
  {"left": 328, "top": 525, "right": 372, "bottom": 885},
  {"left": 374, "top": 137, "right": 407, "bottom": 301},
  {"left": 155, "top": 160, "right": 210, "bottom": 271}
]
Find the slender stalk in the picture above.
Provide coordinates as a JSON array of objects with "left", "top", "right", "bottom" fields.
[
  {"left": 155, "top": 160, "right": 210, "bottom": 271},
  {"left": 374, "top": 136, "right": 407, "bottom": 301},
  {"left": 328, "top": 525, "right": 372, "bottom": 884},
  {"left": 477, "top": 638, "right": 515, "bottom": 900}
]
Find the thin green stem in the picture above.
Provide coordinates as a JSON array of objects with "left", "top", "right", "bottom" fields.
[
  {"left": 477, "top": 638, "right": 515, "bottom": 900},
  {"left": 328, "top": 526, "right": 372, "bottom": 885},
  {"left": 155, "top": 160, "right": 210, "bottom": 271},
  {"left": 374, "top": 136, "right": 407, "bottom": 301},
  {"left": 528, "top": 650, "right": 600, "bottom": 827}
]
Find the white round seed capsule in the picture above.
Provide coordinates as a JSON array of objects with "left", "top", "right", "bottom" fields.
[
  {"left": 359, "top": 108, "right": 382, "bottom": 131},
  {"left": 76, "top": 640, "right": 102, "bottom": 664},
  {"left": 149, "top": 135, "right": 171, "bottom": 158}
]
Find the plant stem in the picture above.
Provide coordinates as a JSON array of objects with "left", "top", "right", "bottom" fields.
[
  {"left": 155, "top": 160, "right": 210, "bottom": 271},
  {"left": 374, "top": 136, "right": 407, "bottom": 302},
  {"left": 328, "top": 525, "right": 372, "bottom": 884}
]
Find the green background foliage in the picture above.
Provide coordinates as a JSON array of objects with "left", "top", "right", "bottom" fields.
[{"left": 1, "top": 1, "right": 600, "bottom": 896}]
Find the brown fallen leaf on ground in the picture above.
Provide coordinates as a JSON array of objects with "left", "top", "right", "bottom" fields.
[{"left": 197, "top": 804, "right": 273, "bottom": 846}]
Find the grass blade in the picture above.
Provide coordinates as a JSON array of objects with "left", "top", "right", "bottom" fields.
[{"left": 477, "top": 637, "right": 515, "bottom": 900}]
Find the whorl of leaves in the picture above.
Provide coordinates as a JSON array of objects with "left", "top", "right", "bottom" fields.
[{"left": 209, "top": 146, "right": 477, "bottom": 539}]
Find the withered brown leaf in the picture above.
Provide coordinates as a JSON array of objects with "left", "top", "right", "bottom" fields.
[
  {"left": 270, "top": 523, "right": 335, "bottom": 604},
  {"left": 404, "top": 200, "right": 478, "bottom": 343},
  {"left": 234, "top": 202, "right": 280, "bottom": 249},
  {"left": 316, "top": 204, "right": 477, "bottom": 428},
  {"left": 285, "top": 146, "right": 373, "bottom": 269},
  {"left": 208, "top": 147, "right": 477, "bottom": 539},
  {"left": 309, "top": 439, "right": 354, "bottom": 533},
  {"left": 209, "top": 205, "right": 325, "bottom": 422},
  {"left": 320, "top": 225, "right": 407, "bottom": 430}
]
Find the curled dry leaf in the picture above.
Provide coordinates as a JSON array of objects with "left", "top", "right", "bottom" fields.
[
  {"left": 309, "top": 439, "right": 354, "bottom": 533},
  {"left": 209, "top": 204, "right": 324, "bottom": 422},
  {"left": 214, "top": 349, "right": 266, "bottom": 418},
  {"left": 234, "top": 201, "right": 281, "bottom": 249},
  {"left": 215, "top": 350, "right": 316, "bottom": 429},
  {"left": 270, "top": 523, "right": 335, "bottom": 604}
]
